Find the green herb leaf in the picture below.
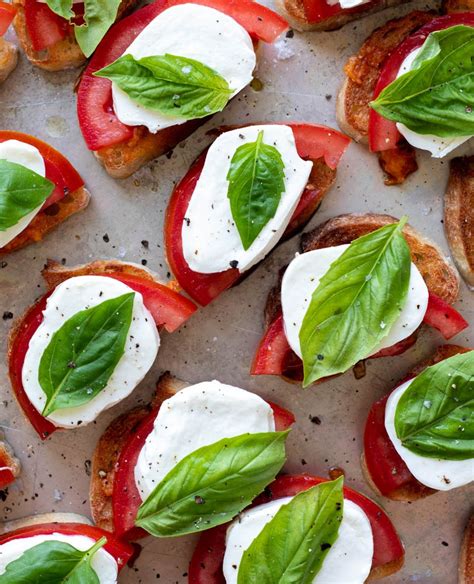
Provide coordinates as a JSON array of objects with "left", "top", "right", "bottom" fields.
[
  {"left": 300, "top": 219, "right": 411, "bottom": 387},
  {"left": 0, "top": 536, "right": 106, "bottom": 583},
  {"left": 237, "top": 477, "right": 344, "bottom": 584},
  {"left": 44, "top": 0, "right": 74, "bottom": 20},
  {"left": 226, "top": 130, "right": 286, "bottom": 250},
  {"left": 395, "top": 351, "right": 474, "bottom": 460},
  {"left": 370, "top": 26, "right": 474, "bottom": 138},
  {"left": 0, "top": 160, "right": 54, "bottom": 232},
  {"left": 39, "top": 292, "right": 135, "bottom": 417},
  {"left": 74, "top": 0, "right": 122, "bottom": 58},
  {"left": 95, "top": 53, "right": 233, "bottom": 119},
  {"left": 136, "top": 431, "right": 289, "bottom": 537}
]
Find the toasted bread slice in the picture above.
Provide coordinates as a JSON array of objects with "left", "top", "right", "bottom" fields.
[
  {"left": 0, "top": 513, "right": 91, "bottom": 536},
  {"left": 0, "top": 437, "right": 21, "bottom": 486},
  {"left": 276, "top": 0, "right": 409, "bottom": 32},
  {"left": 460, "top": 515, "right": 474, "bottom": 584},
  {"left": 444, "top": 156, "right": 474, "bottom": 289},
  {"left": 0, "top": 38, "right": 18, "bottom": 83},
  {"left": 0, "top": 186, "right": 91, "bottom": 255},
  {"left": 363, "top": 344, "right": 470, "bottom": 502},
  {"left": 301, "top": 213, "right": 460, "bottom": 303},
  {"left": 90, "top": 373, "right": 186, "bottom": 531},
  {"left": 12, "top": 0, "right": 137, "bottom": 71}
]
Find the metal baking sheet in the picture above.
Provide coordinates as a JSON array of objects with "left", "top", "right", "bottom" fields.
[{"left": 0, "top": 1, "right": 472, "bottom": 581}]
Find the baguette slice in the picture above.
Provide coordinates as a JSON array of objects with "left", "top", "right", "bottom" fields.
[
  {"left": 362, "top": 343, "right": 470, "bottom": 502},
  {"left": 444, "top": 156, "right": 474, "bottom": 289},
  {"left": 277, "top": 0, "right": 409, "bottom": 32},
  {"left": 460, "top": 515, "right": 474, "bottom": 584},
  {"left": 89, "top": 373, "right": 185, "bottom": 531},
  {"left": 0, "top": 186, "right": 91, "bottom": 255},
  {"left": 12, "top": 0, "right": 138, "bottom": 71},
  {"left": 0, "top": 37, "right": 17, "bottom": 83}
]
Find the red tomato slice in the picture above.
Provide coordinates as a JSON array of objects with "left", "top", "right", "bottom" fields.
[
  {"left": 423, "top": 292, "right": 468, "bottom": 340},
  {"left": 0, "top": 523, "right": 135, "bottom": 570},
  {"left": 77, "top": 0, "right": 287, "bottom": 151},
  {"left": 370, "top": 332, "right": 418, "bottom": 358},
  {"left": 369, "top": 13, "right": 474, "bottom": 152},
  {"left": 301, "top": 0, "right": 379, "bottom": 24},
  {"left": 164, "top": 124, "right": 349, "bottom": 306},
  {"left": 24, "top": 0, "right": 70, "bottom": 51},
  {"left": 364, "top": 393, "right": 430, "bottom": 498},
  {"left": 188, "top": 473, "right": 404, "bottom": 583},
  {"left": 0, "top": 2, "right": 15, "bottom": 36},
  {"left": 8, "top": 275, "right": 195, "bottom": 440},
  {"left": 0, "top": 131, "right": 84, "bottom": 210},
  {"left": 113, "top": 400, "right": 295, "bottom": 540}
]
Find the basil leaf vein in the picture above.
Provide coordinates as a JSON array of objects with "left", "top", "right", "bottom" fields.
[
  {"left": 39, "top": 292, "right": 135, "bottom": 417},
  {"left": 299, "top": 218, "right": 411, "bottom": 387},
  {"left": 0, "top": 536, "right": 106, "bottom": 583},
  {"left": 95, "top": 53, "right": 233, "bottom": 119},
  {"left": 370, "top": 26, "right": 474, "bottom": 138},
  {"left": 227, "top": 130, "right": 286, "bottom": 250},
  {"left": 395, "top": 351, "right": 474, "bottom": 460},
  {"left": 237, "top": 477, "right": 344, "bottom": 584},
  {"left": 0, "top": 160, "right": 54, "bottom": 232},
  {"left": 135, "top": 431, "right": 289, "bottom": 537}
]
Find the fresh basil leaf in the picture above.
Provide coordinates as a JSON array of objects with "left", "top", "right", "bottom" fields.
[
  {"left": 395, "top": 351, "right": 474, "bottom": 460},
  {"left": 0, "top": 536, "right": 106, "bottom": 583},
  {"left": 0, "top": 160, "right": 54, "bottom": 232},
  {"left": 74, "top": 0, "right": 122, "bottom": 58},
  {"left": 300, "top": 218, "right": 411, "bottom": 387},
  {"left": 95, "top": 53, "right": 233, "bottom": 119},
  {"left": 135, "top": 431, "right": 289, "bottom": 537},
  {"left": 39, "top": 292, "right": 135, "bottom": 417},
  {"left": 226, "top": 130, "right": 286, "bottom": 250},
  {"left": 370, "top": 26, "right": 474, "bottom": 138},
  {"left": 237, "top": 477, "right": 344, "bottom": 584},
  {"left": 44, "top": 0, "right": 74, "bottom": 21}
]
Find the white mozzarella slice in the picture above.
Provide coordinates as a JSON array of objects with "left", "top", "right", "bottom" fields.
[
  {"left": 0, "top": 140, "right": 46, "bottom": 248},
  {"left": 223, "top": 497, "right": 373, "bottom": 584},
  {"left": 135, "top": 381, "right": 275, "bottom": 499},
  {"left": 385, "top": 379, "right": 474, "bottom": 490},
  {"left": 182, "top": 125, "right": 313, "bottom": 274},
  {"left": 22, "top": 275, "right": 160, "bottom": 428},
  {"left": 326, "top": 0, "right": 371, "bottom": 9},
  {"left": 0, "top": 533, "right": 118, "bottom": 583},
  {"left": 112, "top": 3, "right": 256, "bottom": 133},
  {"left": 396, "top": 48, "right": 471, "bottom": 158},
  {"left": 281, "top": 245, "right": 429, "bottom": 359}
]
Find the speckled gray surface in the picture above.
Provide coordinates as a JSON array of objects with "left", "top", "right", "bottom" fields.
[{"left": 0, "top": 1, "right": 472, "bottom": 582}]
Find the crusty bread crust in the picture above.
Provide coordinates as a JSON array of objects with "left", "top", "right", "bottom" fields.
[
  {"left": 13, "top": 0, "right": 138, "bottom": 71},
  {"left": 277, "top": 0, "right": 408, "bottom": 32},
  {"left": 0, "top": 186, "right": 91, "bottom": 255},
  {"left": 301, "top": 213, "right": 459, "bottom": 303},
  {"left": 460, "top": 516, "right": 474, "bottom": 584},
  {"left": 90, "top": 373, "right": 187, "bottom": 530},
  {"left": 0, "top": 513, "right": 91, "bottom": 535},
  {"left": 363, "top": 344, "right": 470, "bottom": 502},
  {"left": 444, "top": 156, "right": 474, "bottom": 289},
  {"left": 0, "top": 38, "right": 18, "bottom": 84}
]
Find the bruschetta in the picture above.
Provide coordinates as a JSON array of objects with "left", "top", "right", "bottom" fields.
[
  {"left": 0, "top": 512, "right": 134, "bottom": 581},
  {"left": 165, "top": 123, "right": 350, "bottom": 305},
  {"left": 7, "top": 259, "right": 197, "bottom": 439},
  {"left": 0, "top": 131, "right": 90, "bottom": 254},
  {"left": 89, "top": 373, "right": 295, "bottom": 541},
  {"left": 12, "top": 0, "right": 138, "bottom": 70},
  {"left": 337, "top": 7, "right": 474, "bottom": 184},
  {"left": 76, "top": 0, "right": 289, "bottom": 178},
  {"left": 0, "top": 2, "right": 17, "bottom": 83},
  {"left": 0, "top": 436, "right": 20, "bottom": 489},
  {"left": 363, "top": 344, "right": 473, "bottom": 501},
  {"left": 460, "top": 515, "right": 474, "bottom": 584},
  {"left": 252, "top": 214, "right": 467, "bottom": 386},
  {"left": 444, "top": 155, "right": 474, "bottom": 289},
  {"left": 189, "top": 474, "right": 405, "bottom": 582}
]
